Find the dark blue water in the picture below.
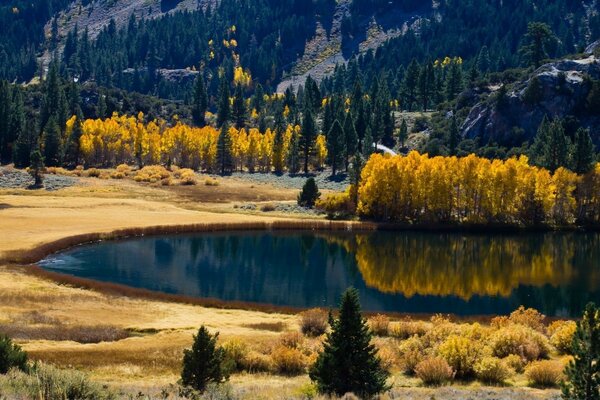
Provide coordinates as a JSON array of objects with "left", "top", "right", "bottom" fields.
[{"left": 38, "top": 231, "right": 600, "bottom": 317}]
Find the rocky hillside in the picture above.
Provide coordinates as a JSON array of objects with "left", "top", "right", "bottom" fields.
[{"left": 462, "top": 46, "right": 600, "bottom": 146}]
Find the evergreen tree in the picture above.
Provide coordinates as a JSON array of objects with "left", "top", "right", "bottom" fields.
[
  {"left": 0, "top": 334, "right": 28, "bottom": 374},
  {"left": 309, "top": 288, "right": 390, "bottom": 398},
  {"left": 418, "top": 61, "right": 435, "bottom": 111},
  {"left": 192, "top": 75, "right": 208, "bottom": 127},
  {"left": 300, "top": 108, "right": 317, "bottom": 174},
  {"left": 13, "top": 124, "right": 37, "bottom": 169},
  {"left": 363, "top": 125, "right": 374, "bottom": 157},
  {"left": 232, "top": 84, "right": 247, "bottom": 128},
  {"left": 42, "top": 116, "right": 62, "bottom": 167},
  {"left": 327, "top": 120, "right": 345, "bottom": 176},
  {"left": 531, "top": 117, "right": 571, "bottom": 172},
  {"left": 571, "top": 128, "right": 596, "bottom": 174},
  {"left": 349, "top": 152, "right": 364, "bottom": 207},
  {"left": 298, "top": 177, "right": 320, "bottom": 208},
  {"left": 448, "top": 116, "right": 460, "bottom": 156},
  {"left": 96, "top": 93, "right": 107, "bottom": 119},
  {"left": 181, "top": 326, "right": 229, "bottom": 392},
  {"left": 398, "top": 118, "right": 408, "bottom": 148},
  {"left": 9, "top": 87, "right": 25, "bottom": 163},
  {"left": 272, "top": 107, "right": 286, "bottom": 173},
  {"left": 523, "top": 76, "right": 544, "bottom": 106},
  {"left": 445, "top": 60, "right": 463, "bottom": 101},
  {"left": 520, "top": 22, "right": 556, "bottom": 68},
  {"left": 343, "top": 113, "right": 358, "bottom": 171},
  {"left": 29, "top": 149, "right": 44, "bottom": 188},
  {"left": 562, "top": 303, "right": 600, "bottom": 400},
  {"left": 0, "top": 81, "right": 12, "bottom": 164},
  {"left": 252, "top": 83, "right": 265, "bottom": 113},
  {"left": 216, "top": 123, "right": 233, "bottom": 175},
  {"left": 402, "top": 59, "right": 420, "bottom": 111},
  {"left": 40, "top": 62, "right": 65, "bottom": 132},
  {"left": 217, "top": 78, "right": 231, "bottom": 127},
  {"left": 64, "top": 110, "right": 84, "bottom": 167},
  {"left": 287, "top": 131, "right": 301, "bottom": 175},
  {"left": 477, "top": 46, "right": 491, "bottom": 75}
]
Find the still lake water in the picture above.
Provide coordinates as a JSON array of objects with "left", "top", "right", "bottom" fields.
[{"left": 39, "top": 231, "right": 600, "bottom": 317}]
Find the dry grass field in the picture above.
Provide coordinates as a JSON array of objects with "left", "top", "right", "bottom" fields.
[{"left": 0, "top": 174, "right": 563, "bottom": 399}]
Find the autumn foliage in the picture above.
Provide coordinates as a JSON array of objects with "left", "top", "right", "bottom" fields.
[{"left": 358, "top": 152, "right": 600, "bottom": 226}]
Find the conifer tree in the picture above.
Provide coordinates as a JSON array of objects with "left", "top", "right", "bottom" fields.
[
  {"left": 13, "top": 125, "right": 37, "bottom": 169},
  {"left": 562, "top": 303, "right": 600, "bottom": 400},
  {"left": 232, "top": 84, "right": 247, "bottom": 128},
  {"left": 287, "top": 128, "right": 301, "bottom": 174},
  {"left": 523, "top": 76, "right": 544, "bottom": 106},
  {"left": 448, "top": 116, "right": 460, "bottom": 156},
  {"left": 309, "top": 288, "right": 390, "bottom": 398},
  {"left": 216, "top": 123, "right": 233, "bottom": 175},
  {"left": 96, "top": 93, "right": 107, "bottom": 119},
  {"left": 531, "top": 117, "right": 571, "bottom": 172},
  {"left": 64, "top": 111, "right": 84, "bottom": 167},
  {"left": 349, "top": 152, "right": 364, "bottom": 207},
  {"left": 181, "top": 326, "right": 228, "bottom": 392},
  {"left": 300, "top": 108, "right": 317, "bottom": 174},
  {"left": 520, "top": 22, "right": 555, "bottom": 68},
  {"left": 29, "top": 149, "right": 44, "bottom": 188},
  {"left": 327, "top": 120, "right": 345, "bottom": 176},
  {"left": 363, "top": 125, "right": 374, "bottom": 157},
  {"left": 9, "top": 87, "right": 25, "bottom": 163},
  {"left": 0, "top": 81, "right": 12, "bottom": 164},
  {"left": 571, "top": 128, "right": 596, "bottom": 174},
  {"left": 42, "top": 116, "right": 62, "bottom": 167},
  {"left": 298, "top": 177, "right": 320, "bottom": 208},
  {"left": 272, "top": 108, "right": 286, "bottom": 173},
  {"left": 402, "top": 59, "right": 420, "bottom": 111},
  {"left": 217, "top": 78, "right": 231, "bottom": 127},
  {"left": 398, "top": 118, "right": 408, "bottom": 149},
  {"left": 192, "top": 75, "right": 208, "bottom": 127},
  {"left": 0, "top": 334, "right": 28, "bottom": 374},
  {"left": 343, "top": 113, "right": 358, "bottom": 171}
]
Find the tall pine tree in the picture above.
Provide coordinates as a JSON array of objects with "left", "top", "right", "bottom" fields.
[
  {"left": 300, "top": 108, "right": 317, "bottom": 174},
  {"left": 192, "top": 75, "right": 208, "bottom": 127},
  {"left": 327, "top": 119, "right": 345, "bottom": 176}
]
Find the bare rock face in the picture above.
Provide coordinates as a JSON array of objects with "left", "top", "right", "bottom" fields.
[{"left": 461, "top": 54, "right": 600, "bottom": 146}]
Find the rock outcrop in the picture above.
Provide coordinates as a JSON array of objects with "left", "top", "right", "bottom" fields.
[{"left": 461, "top": 53, "right": 600, "bottom": 146}]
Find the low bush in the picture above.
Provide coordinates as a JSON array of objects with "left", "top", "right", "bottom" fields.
[
  {"left": 524, "top": 360, "right": 564, "bottom": 387},
  {"left": 474, "top": 356, "right": 513, "bottom": 384},
  {"left": 109, "top": 171, "right": 126, "bottom": 179},
  {"left": 437, "top": 335, "right": 484, "bottom": 378},
  {"left": 415, "top": 357, "right": 454, "bottom": 386},
  {"left": 115, "top": 164, "right": 131, "bottom": 174},
  {"left": 490, "top": 324, "right": 550, "bottom": 361},
  {"left": 205, "top": 178, "right": 220, "bottom": 186},
  {"left": 222, "top": 339, "right": 248, "bottom": 372},
  {"left": 315, "top": 190, "right": 354, "bottom": 218},
  {"left": 270, "top": 346, "right": 306, "bottom": 375},
  {"left": 260, "top": 203, "right": 276, "bottom": 212},
  {"left": 240, "top": 351, "right": 273, "bottom": 373},
  {"left": 548, "top": 320, "right": 577, "bottom": 355},
  {"left": 509, "top": 306, "right": 546, "bottom": 332},
  {"left": 397, "top": 336, "right": 425, "bottom": 375},
  {"left": 279, "top": 331, "right": 303, "bottom": 349},
  {"left": 299, "top": 308, "right": 328, "bottom": 337},
  {"left": 503, "top": 354, "right": 525, "bottom": 373},
  {"left": 134, "top": 165, "right": 171, "bottom": 183},
  {"left": 368, "top": 314, "right": 390, "bottom": 337},
  {"left": 178, "top": 168, "right": 197, "bottom": 185},
  {"left": 85, "top": 168, "right": 101, "bottom": 178},
  {"left": 389, "top": 319, "right": 429, "bottom": 339},
  {"left": 376, "top": 346, "right": 397, "bottom": 371}
]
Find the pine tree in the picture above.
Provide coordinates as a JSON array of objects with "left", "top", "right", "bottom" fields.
[
  {"left": 217, "top": 78, "right": 231, "bottom": 127},
  {"left": 40, "top": 62, "right": 64, "bottom": 132},
  {"left": 571, "top": 128, "right": 596, "bottom": 174},
  {"left": 477, "top": 46, "right": 491, "bottom": 75},
  {"left": 448, "top": 116, "right": 460, "bottom": 156},
  {"left": 9, "top": 87, "right": 25, "bottom": 164},
  {"left": 0, "top": 334, "right": 28, "bottom": 374},
  {"left": 349, "top": 152, "right": 364, "bottom": 207},
  {"left": 445, "top": 60, "right": 463, "bottom": 101},
  {"left": 402, "top": 59, "right": 420, "bottom": 111},
  {"left": 0, "top": 81, "right": 12, "bottom": 164},
  {"left": 562, "top": 303, "right": 600, "bottom": 400},
  {"left": 531, "top": 117, "right": 571, "bottom": 172},
  {"left": 13, "top": 124, "right": 37, "bottom": 169},
  {"left": 181, "top": 326, "right": 228, "bottom": 392},
  {"left": 97, "top": 93, "right": 107, "bottom": 119},
  {"left": 363, "top": 125, "right": 374, "bottom": 157},
  {"left": 287, "top": 128, "right": 301, "bottom": 174},
  {"left": 300, "top": 108, "right": 316, "bottom": 174},
  {"left": 523, "top": 76, "right": 544, "bottom": 106},
  {"left": 327, "top": 120, "right": 345, "bottom": 176},
  {"left": 309, "top": 288, "right": 390, "bottom": 398},
  {"left": 298, "top": 177, "right": 320, "bottom": 208},
  {"left": 343, "top": 113, "right": 358, "bottom": 171},
  {"left": 232, "top": 84, "right": 247, "bottom": 129},
  {"left": 64, "top": 110, "right": 84, "bottom": 167},
  {"left": 192, "top": 75, "right": 208, "bottom": 127},
  {"left": 29, "top": 149, "right": 44, "bottom": 188},
  {"left": 520, "top": 22, "right": 555, "bottom": 68},
  {"left": 216, "top": 123, "right": 233, "bottom": 175},
  {"left": 42, "top": 117, "right": 62, "bottom": 167},
  {"left": 272, "top": 107, "right": 286, "bottom": 174},
  {"left": 398, "top": 118, "right": 408, "bottom": 149}
]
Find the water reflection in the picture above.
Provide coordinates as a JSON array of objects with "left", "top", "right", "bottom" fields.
[{"left": 39, "top": 231, "right": 600, "bottom": 316}]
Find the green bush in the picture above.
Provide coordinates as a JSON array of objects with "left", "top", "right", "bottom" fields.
[
  {"left": 181, "top": 326, "right": 229, "bottom": 392},
  {"left": 474, "top": 356, "right": 513, "bottom": 384},
  {"left": 415, "top": 357, "right": 454, "bottom": 386},
  {"left": 0, "top": 335, "right": 28, "bottom": 374},
  {"left": 525, "top": 360, "right": 564, "bottom": 388},
  {"left": 437, "top": 335, "right": 484, "bottom": 378},
  {"left": 299, "top": 308, "right": 328, "bottom": 337}
]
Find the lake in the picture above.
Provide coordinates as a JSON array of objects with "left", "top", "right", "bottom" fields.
[{"left": 38, "top": 231, "right": 600, "bottom": 317}]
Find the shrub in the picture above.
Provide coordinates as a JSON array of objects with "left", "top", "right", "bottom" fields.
[
  {"left": 205, "top": 178, "right": 220, "bottom": 186},
  {"left": 503, "top": 354, "right": 525, "bottom": 373},
  {"left": 490, "top": 324, "right": 550, "bottom": 361},
  {"left": 548, "top": 320, "right": 576, "bottom": 355},
  {"left": 0, "top": 363, "right": 114, "bottom": 400},
  {"left": 240, "top": 351, "right": 273, "bottom": 373},
  {"left": 368, "top": 314, "right": 390, "bottom": 337},
  {"left": 181, "top": 326, "right": 228, "bottom": 392},
  {"left": 397, "top": 336, "right": 425, "bottom": 375},
  {"left": 86, "top": 168, "right": 101, "bottom": 178},
  {"left": 298, "top": 178, "right": 320, "bottom": 208},
  {"left": 474, "top": 356, "right": 513, "bottom": 384},
  {"left": 178, "top": 168, "right": 197, "bottom": 185},
  {"left": 222, "top": 339, "right": 248, "bottom": 372},
  {"left": 509, "top": 306, "right": 546, "bottom": 332},
  {"left": 525, "top": 360, "right": 564, "bottom": 387},
  {"left": 299, "top": 308, "right": 328, "bottom": 337},
  {"left": 389, "top": 319, "right": 429, "bottom": 340},
  {"left": 279, "top": 331, "right": 303, "bottom": 349},
  {"left": 376, "top": 346, "right": 397, "bottom": 371},
  {"left": 315, "top": 190, "right": 354, "bottom": 218},
  {"left": 415, "top": 357, "right": 454, "bottom": 386},
  {"left": 270, "top": 346, "right": 306, "bottom": 375},
  {"left": 115, "top": 164, "right": 131, "bottom": 174},
  {"left": 109, "top": 171, "right": 126, "bottom": 179},
  {"left": 260, "top": 203, "right": 276, "bottom": 212},
  {"left": 0, "top": 335, "right": 27, "bottom": 374},
  {"left": 437, "top": 335, "right": 484, "bottom": 378},
  {"left": 134, "top": 165, "right": 171, "bottom": 183}
]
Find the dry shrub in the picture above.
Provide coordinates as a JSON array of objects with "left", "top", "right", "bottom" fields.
[
  {"left": 458, "top": 322, "right": 492, "bottom": 342},
  {"left": 377, "top": 345, "right": 398, "bottom": 371},
  {"left": 389, "top": 318, "right": 429, "bottom": 339},
  {"left": 160, "top": 177, "right": 173, "bottom": 186},
  {"left": 279, "top": 331, "right": 303, "bottom": 349},
  {"left": 134, "top": 165, "right": 171, "bottom": 183},
  {"left": 242, "top": 321, "right": 287, "bottom": 332},
  {"left": 490, "top": 324, "right": 550, "bottom": 361},
  {"left": 109, "top": 171, "right": 126, "bottom": 179},
  {"left": 299, "top": 308, "right": 328, "bottom": 337},
  {"left": 421, "top": 316, "right": 457, "bottom": 348},
  {"left": 260, "top": 203, "right": 276, "bottom": 212},
  {"left": 525, "top": 360, "right": 565, "bottom": 387},
  {"left": 368, "top": 314, "right": 390, "bottom": 336},
  {"left": 270, "top": 346, "right": 306, "bottom": 375},
  {"left": 85, "top": 168, "right": 101, "bottom": 178},
  {"left": 474, "top": 356, "right": 513, "bottom": 384},
  {"left": 178, "top": 168, "right": 197, "bottom": 185},
  {"left": 222, "top": 339, "right": 249, "bottom": 372},
  {"left": 491, "top": 316, "right": 510, "bottom": 329},
  {"left": 315, "top": 190, "right": 354, "bottom": 218},
  {"left": 45, "top": 167, "right": 73, "bottom": 176},
  {"left": 115, "top": 164, "right": 131, "bottom": 174},
  {"left": 437, "top": 335, "right": 486, "bottom": 378},
  {"left": 503, "top": 354, "right": 526, "bottom": 373},
  {"left": 415, "top": 357, "right": 454, "bottom": 386},
  {"left": 72, "top": 165, "right": 84, "bottom": 176},
  {"left": 0, "top": 323, "right": 129, "bottom": 344},
  {"left": 509, "top": 306, "right": 546, "bottom": 332},
  {"left": 548, "top": 320, "right": 576, "bottom": 355},
  {"left": 205, "top": 178, "right": 220, "bottom": 186},
  {"left": 241, "top": 351, "right": 273, "bottom": 373},
  {"left": 397, "top": 336, "right": 426, "bottom": 375}
]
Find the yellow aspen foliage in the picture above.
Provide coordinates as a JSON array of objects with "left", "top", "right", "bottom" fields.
[
  {"left": 314, "top": 134, "right": 327, "bottom": 170},
  {"left": 233, "top": 66, "right": 252, "bottom": 87}
]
